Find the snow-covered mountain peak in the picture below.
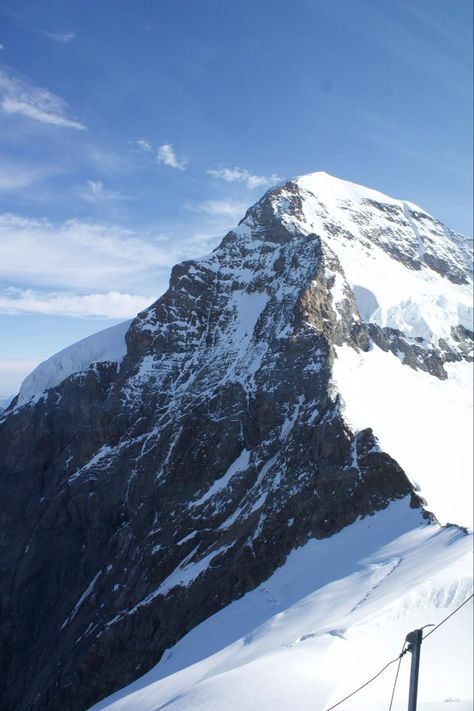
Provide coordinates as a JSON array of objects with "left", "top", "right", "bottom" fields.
[
  {"left": 0, "top": 172, "right": 472, "bottom": 711},
  {"left": 232, "top": 172, "right": 473, "bottom": 353},
  {"left": 296, "top": 170, "right": 421, "bottom": 210},
  {"left": 12, "top": 172, "right": 471, "bottom": 411},
  {"left": 240, "top": 171, "right": 471, "bottom": 281}
]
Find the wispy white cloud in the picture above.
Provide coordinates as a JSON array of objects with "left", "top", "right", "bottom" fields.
[
  {"left": 135, "top": 139, "right": 153, "bottom": 153},
  {"left": 134, "top": 139, "right": 186, "bottom": 171},
  {"left": 0, "top": 160, "right": 52, "bottom": 191},
  {"left": 81, "top": 180, "right": 121, "bottom": 203},
  {"left": 0, "top": 213, "right": 173, "bottom": 293},
  {"left": 0, "top": 212, "right": 164, "bottom": 318},
  {"left": 0, "top": 211, "right": 226, "bottom": 310},
  {"left": 0, "top": 67, "right": 85, "bottom": 129},
  {"left": 0, "top": 206, "right": 237, "bottom": 318},
  {"left": 195, "top": 199, "right": 247, "bottom": 223},
  {"left": 41, "top": 31, "right": 75, "bottom": 44},
  {"left": 0, "top": 288, "right": 152, "bottom": 319},
  {"left": 207, "top": 166, "right": 280, "bottom": 189},
  {"left": 157, "top": 143, "right": 186, "bottom": 170}
]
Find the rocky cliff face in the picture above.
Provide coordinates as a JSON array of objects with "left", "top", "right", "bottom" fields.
[{"left": 0, "top": 173, "right": 471, "bottom": 711}]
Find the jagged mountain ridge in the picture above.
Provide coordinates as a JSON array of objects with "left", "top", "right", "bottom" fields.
[{"left": 0, "top": 172, "right": 472, "bottom": 711}]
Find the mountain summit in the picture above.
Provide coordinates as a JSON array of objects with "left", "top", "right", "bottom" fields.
[{"left": 0, "top": 173, "right": 472, "bottom": 711}]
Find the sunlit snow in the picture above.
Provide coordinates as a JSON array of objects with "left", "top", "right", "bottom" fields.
[
  {"left": 16, "top": 319, "right": 131, "bottom": 406},
  {"left": 90, "top": 500, "right": 473, "bottom": 711},
  {"left": 294, "top": 173, "right": 473, "bottom": 349},
  {"left": 333, "top": 345, "right": 473, "bottom": 529}
]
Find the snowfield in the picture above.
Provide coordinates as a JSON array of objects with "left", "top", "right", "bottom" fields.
[
  {"left": 17, "top": 319, "right": 131, "bottom": 406},
  {"left": 90, "top": 499, "right": 472, "bottom": 711},
  {"left": 333, "top": 345, "right": 473, "bottom": 530}
]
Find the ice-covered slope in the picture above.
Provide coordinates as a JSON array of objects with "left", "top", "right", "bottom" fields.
[
  {"left": 17, "top": 320, "right": 131, "bottom": 406},
  {"left": 91, "top": 499, "right": 473, "bottom": 711}
]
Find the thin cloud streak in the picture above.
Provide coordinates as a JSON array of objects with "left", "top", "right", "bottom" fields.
[
  {"left": 157, "top": 143, "right": 186, "bottom": 170},
  {"left": 0, "top": 166, "right": 254, "bottom": 316},
  {"left": 41, "top": 31, "right": 76, "bottom": 44},
  {"left": 354, "top": 111, "right": 471, "bottom": 178},
  {"left": 0, "top": 161, "right": 53, "bottom": 191},
  {"left": 0, "top": 211, "right": 229, "bottom": 318},
  {"left": 81, "top": 180, "right": 122, "bottom": 203},
  {"left": 0, "top": 67, "right": 86, "bottom": 129},
  {"left": 207, "top": 166, "right": 280, "bottom": 189},
  {"left": 311, "top": 0, "right": 472, "bottom": 99},
  {"left": 0, "top": 213, "right": 175, "bottom": 292},
  {"left": 0, "top": 288, "right": 153, "bottom": 319},
  {"left": 195, "top": 199, "right": 248, "bottom": 222}
]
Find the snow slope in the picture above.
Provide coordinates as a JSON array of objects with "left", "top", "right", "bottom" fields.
[
  {"left": 17, "top": 320, "right": 131, "bottom": 406},
  {"left": 90, "top": 499, "right": 473, "bottom": 711},
  {"left": 333, "top": 346, "right": 473, "bottom": 529}
]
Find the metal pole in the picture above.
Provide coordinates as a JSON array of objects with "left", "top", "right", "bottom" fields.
[{"left": 405, "top": 628, "right": 423, "bottom": 711}]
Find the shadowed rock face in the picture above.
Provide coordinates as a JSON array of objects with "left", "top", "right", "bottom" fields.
[{"left": 0, "top": 176, "right": 470, "bottom": 711}]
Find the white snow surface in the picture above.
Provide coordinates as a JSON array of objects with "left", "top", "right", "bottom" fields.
[
  {"left": 333, "top": 345, "right": 473, "bottom": 529},
  {"left": 17, "top": 320, "right": 131, "bottom": 406},
  {"left": 296, "top": 171, "right": 423, "bottom": 212},
  {"left": 192, "top": 449, "right": 250, "bottom": 507},
  {"left": 284, "top": 172, "right": 472, "bottom": 349},
  {"left": 90, "top": 500, "right": 473, "bottom": 711}
]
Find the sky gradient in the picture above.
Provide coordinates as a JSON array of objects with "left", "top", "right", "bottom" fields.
[{"left": 0, "top": 0, "right": 472, "bottom": 399}]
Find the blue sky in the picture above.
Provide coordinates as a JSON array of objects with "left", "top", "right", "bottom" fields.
[{"left": 0, "top": 0, "right": 472, "bottom": 398}]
